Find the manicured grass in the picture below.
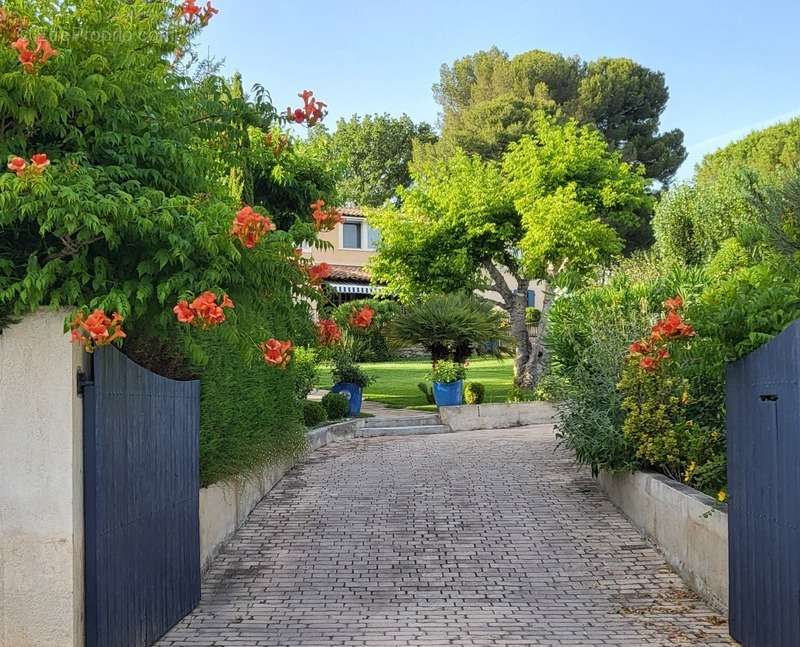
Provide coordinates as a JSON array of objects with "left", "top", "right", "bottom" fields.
[{"left": 320, "top": 357, "right": 515, "bottom": 410}]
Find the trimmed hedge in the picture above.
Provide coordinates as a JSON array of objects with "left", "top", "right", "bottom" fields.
[
  {"left": 196, "top": 327, "right": 307, "bottom": 488},
  {"left": 303, "top": 400, "right": 327, "bottom": 427},
  {"left": 322, "top": 392, "right": 350, "bottom": 420}
]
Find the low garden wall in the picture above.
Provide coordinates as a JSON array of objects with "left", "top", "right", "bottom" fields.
[
  {"left": 438, "top": 401, "right": 556, "bottom": 431},
  {"left": 199, "top": 418, "right": 365, "bottom": 571},
  {"left": 598, "top": 470, "right": 728, "bottom": 611}
]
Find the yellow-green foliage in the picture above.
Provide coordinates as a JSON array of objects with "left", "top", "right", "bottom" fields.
[
  {"left": 618, "top": 361, "right": 693, "bottom": 479},
  {"left": 652, "top": 170, "right": 756, "bottom": 266},
  {"left": 697, "top": 117, "right": 800, "bottom": 186},
  {"left": 706, "top": 238, "right": 749, "bottom": 279}
]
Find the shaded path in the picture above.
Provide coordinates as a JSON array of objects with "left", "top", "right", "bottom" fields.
[{"left": 158, "top": 425, "right": 732, "bottom": 646}]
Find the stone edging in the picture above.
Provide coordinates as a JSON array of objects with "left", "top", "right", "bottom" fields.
[{"left": 597, "top": 470, "right": 728, "bottom": 611}]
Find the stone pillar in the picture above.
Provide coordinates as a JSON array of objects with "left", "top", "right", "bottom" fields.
[{"left": 0, "top": 310, "right": 85, "bottom": 647}]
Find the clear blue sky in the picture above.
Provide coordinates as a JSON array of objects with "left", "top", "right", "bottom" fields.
[{"left": 198, "top": 0, "right": 800, "bottom": 181}]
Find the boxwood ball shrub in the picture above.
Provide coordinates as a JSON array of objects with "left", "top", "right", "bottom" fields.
[
  {"left": 302, "top": 400, "right": 327, "bottom": 428},
  {"left": 464, "top": 382, "right": 485, "bottom": 404},
  {"left": 322, "top": 392, "right": 350, "bottom": 420}
]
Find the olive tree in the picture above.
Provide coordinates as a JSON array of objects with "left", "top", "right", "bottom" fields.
[{"left": 369, "top": 115, "right": 649, "bottom": 387}]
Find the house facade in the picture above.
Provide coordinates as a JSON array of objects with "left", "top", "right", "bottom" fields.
[
  {"left": 304, "top": 206, "right": 545, "bottom": 308},
  {"left": 303, "top": 206, "right": 380, "bottom": 304}
]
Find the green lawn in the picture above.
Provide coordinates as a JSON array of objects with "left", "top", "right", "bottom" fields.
[{"left": 320, "top": 357, "right": 515, "bottom": 410}]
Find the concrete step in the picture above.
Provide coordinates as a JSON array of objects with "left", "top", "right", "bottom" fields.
[
  {"left": 363, "top": 414, "right": 441, "bottom": 429},
  {"left": 356, "top": 424, "right": 452, "bottom": 438}
]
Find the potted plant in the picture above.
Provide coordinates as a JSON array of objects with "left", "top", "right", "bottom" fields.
[
  {"left": 431, "top": 360, "right": 466, "bottom": 407},
  {"left": 330, "top": 353, "right": 373, "bottom": 416}
]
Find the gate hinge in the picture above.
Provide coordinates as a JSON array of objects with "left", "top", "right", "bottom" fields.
[{"left": 77, "top": 367, "right": 94, "bottom": 397}]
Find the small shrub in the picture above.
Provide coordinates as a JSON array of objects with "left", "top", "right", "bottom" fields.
[
  {"left": 464, "top": 382, "right": 485, "bottom": 404},
  {"left": 618, "top": 326, "right": 727, "bottom": 495},
  {"left": 293, "top": 347, "right": 319, "bottom": 400},
  {"left": 544, "top": 277, "right": 655, "bottom": 477},
  {"left": 431, "top": 360, "right": 466, "bottom": 383},
  {"left": 506, "top": 384, "right": 535, "bottom": 403},
  {"left": 417, "top": 382, "right": 435, "bottom": 404},
  {"left": 302, "top": 400, "right": 327, "bottom": 427},
  {"left": 322, "top": 392, "right": 350, "bottom": 420}
]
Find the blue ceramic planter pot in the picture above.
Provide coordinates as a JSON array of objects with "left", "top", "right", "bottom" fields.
[
  {"left": 331, "top": 382, "right": 363, "bottom": 416},
  {"left": 433, "top": 379, "right": 464, "bottom": 407}
]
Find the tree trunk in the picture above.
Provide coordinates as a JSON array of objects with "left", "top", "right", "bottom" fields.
[
  {"left": 509, "top": 290, "right": 532, "bottom": 386},
  {"left": 518, "top": 288, "right": 553, "bottom": 389},
  {"left": 483, "top": 262, "right": 535, "bottom": 389},
  {"left": 430, "top": 343, "right": 449, "bottom": 365},
  {"left": 453, "top": 342, "right": 472, "bottom": 364}
]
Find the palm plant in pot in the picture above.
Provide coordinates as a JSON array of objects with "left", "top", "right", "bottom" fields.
[
  {"left": 387, "top": 292, "right": 511, "bottom": 362},
  {"left": 430, "top": 360, "right": 467, "bottom": 407}
]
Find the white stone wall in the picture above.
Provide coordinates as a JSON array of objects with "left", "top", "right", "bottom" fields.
[{"left": 0, "top": 310, "right": 85, "bottom": 647}]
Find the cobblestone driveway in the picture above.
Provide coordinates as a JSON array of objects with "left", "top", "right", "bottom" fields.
[{"left": 157, "top": 425, "right": 732, "bottom": 646}]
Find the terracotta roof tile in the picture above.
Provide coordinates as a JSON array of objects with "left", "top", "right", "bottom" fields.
[
  {"left": 326, "top": 265, "right": 371, "bottom": 283},
  {"left": 338, "top": 206, "right": 364, "bottom": 217}
]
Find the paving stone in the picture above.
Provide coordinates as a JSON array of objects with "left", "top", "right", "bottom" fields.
[{"left": 156, "top": 425, "right": 732, "bottom": 646}]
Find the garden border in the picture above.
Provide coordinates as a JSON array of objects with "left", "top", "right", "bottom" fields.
[{"left": 597, "top": 470, "right": 728, "bottom": 611}]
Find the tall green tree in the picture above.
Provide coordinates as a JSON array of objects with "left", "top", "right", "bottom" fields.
[
  {"left": 653, "top": 117, "right": 800, "bottom": 268},
  {"left": 370, "top": 116, "right": 649, "bottom": 387},
  {"left": 695, "top": 117, "right": 800, "bottom": 186},
  {"left": 432, "top": 48, "right": 685, "bottom": 185},
  {"left": 316, "top": 113, "right": 437, "bottom": 206}
]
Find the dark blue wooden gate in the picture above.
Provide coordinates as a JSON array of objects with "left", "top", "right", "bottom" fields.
[
  {"left": 727, "top": 320, "right": 800, "bottom": 647},
  {"left": 83, "top": 346, "right": 201, "bottom": 647}
]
